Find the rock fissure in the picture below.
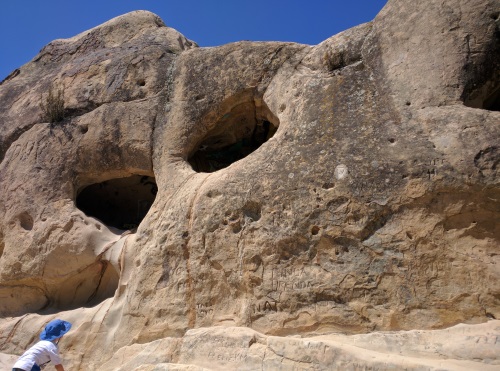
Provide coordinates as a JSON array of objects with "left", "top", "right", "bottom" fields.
[{"left": 85, "top": 261, "right": 109, "bottom": 305}]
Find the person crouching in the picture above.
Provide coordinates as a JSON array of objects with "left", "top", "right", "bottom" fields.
[{"left": 12, "top": 319, "right": 71, "bottom": 371}]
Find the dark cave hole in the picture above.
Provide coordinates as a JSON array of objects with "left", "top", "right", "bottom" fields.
[
  {"left": 482, "top": 87, "right": 500, "bottom": 111},
  {"left": 76, "top": 175, "right": 157, "bottom": 230},
  {"left": 465, "top": 84, "right": 500, "bottom": 111},
  {"left": 462, "top": 28, "right": 500, "bottom": 111},
  {"left": 188, "top": 99, "right": 279, "bottom": 173}
]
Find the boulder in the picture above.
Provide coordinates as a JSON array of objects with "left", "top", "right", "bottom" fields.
[{"left": 0, "top": 0, "right": 498, "bottom": 369}]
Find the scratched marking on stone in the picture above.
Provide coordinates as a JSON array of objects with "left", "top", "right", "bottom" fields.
[{"left": 334, "top": 164, "right": 348, "bottom": 180}]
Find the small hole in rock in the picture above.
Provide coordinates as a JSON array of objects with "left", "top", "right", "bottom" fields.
[
  {"left": 80, "top": 125, "right": 88, "bottom": 134},
  {"left": 311, "top": 226, "right": 320, "bottom": 235},
  {"left": 19, "top": 212, "right": 34, "bottom": 231},
  {"left": 137, "top": 79, "right": 146, "bottom": 87},
  {"left": 232, "top": 223, "right": 242, "bottom": 233},
  {"left": 243, "top": 201, "right": 261, "bottom": 222},
  {"left": 388, "top": 138, "right": 395, "bottom": 144}
]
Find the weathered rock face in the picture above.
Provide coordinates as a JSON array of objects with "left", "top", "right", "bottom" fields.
[
  {"left": 0, "top": 0, "right": 499, "bottom": 369},
  {"left": 0, "top": 10, "right": 194, "bottom": 317}
]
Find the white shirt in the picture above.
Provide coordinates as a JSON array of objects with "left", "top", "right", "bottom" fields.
[{"left": 13, "top": 340, "right": 62, "bottom": 370}]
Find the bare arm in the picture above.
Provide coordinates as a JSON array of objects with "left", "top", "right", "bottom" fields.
[{"left": 55, "top": 364, "right": 65, "bottom": 371}]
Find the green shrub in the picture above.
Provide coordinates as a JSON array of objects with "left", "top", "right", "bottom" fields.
[{"left": 40, "top": 85, "right": 65, "bottom": 123}]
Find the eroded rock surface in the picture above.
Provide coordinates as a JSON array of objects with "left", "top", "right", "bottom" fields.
[
  {"left": 0, "top": 0, "right": 499, "bottom": 369},
  {"left": 1, "top": 316, "right": 499, "bottom": 370}
]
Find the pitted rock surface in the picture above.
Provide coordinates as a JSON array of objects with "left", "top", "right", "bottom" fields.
[{"left": 0, "top": 0, "right": 499, "bottom": 369}]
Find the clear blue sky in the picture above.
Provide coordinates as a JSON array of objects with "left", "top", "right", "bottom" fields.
[{"left": 0, "top": 0, "right": 387, "bottom": 80}]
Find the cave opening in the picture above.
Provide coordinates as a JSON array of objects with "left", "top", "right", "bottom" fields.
[
  {"left": 462, "top": 29, "right": 500, "bottom": 111},
  {"left": 464, "top": 82, "right": 500, "bottom": 111},
  {"left": 188, "top": 99, "right": 279, "bottom": 173},
  {"left": 76, "top": 175, "right": 157, "bottom": 230}
]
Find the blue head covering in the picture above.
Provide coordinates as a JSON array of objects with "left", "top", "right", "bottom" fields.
[{"left": 40, "top": 319, "right": 72, "bottom": 341}]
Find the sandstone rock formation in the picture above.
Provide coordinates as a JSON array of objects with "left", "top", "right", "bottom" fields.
[{"left": 0, "top": 0, "right": 499, "bottom": 369}]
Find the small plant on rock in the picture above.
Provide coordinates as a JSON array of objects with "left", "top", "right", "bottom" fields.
[{"left": 40, "top": 84, "right": 65, "bottom": 123}]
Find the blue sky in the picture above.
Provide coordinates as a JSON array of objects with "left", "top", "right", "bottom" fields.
[{"left": 0, "top": 0, "right": 387, "bottom": 80}]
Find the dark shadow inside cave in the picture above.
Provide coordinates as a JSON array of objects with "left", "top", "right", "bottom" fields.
[
  {"left": 188, "top": 99, "right": 279, "bottom": 173},
  {"left": 76, "top": 175, "right": 157, "bottom": 230},
  {"left": 462, "top": 28, "right": 500, "bottom": 111},
  {"left": 465, "top": 84, "right": 500, "bottom": 111},
  {"left": 481, "top": 86, "right": 500, "bottom": 111}
]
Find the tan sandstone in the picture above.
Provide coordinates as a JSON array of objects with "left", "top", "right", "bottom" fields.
[{"left": 0, "top": 0, "right": 499, "bottom": 369}]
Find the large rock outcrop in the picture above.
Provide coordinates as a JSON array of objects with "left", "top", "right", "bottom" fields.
[{"left": 0, "top": 0, "right": 499, "bottom": 369}]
